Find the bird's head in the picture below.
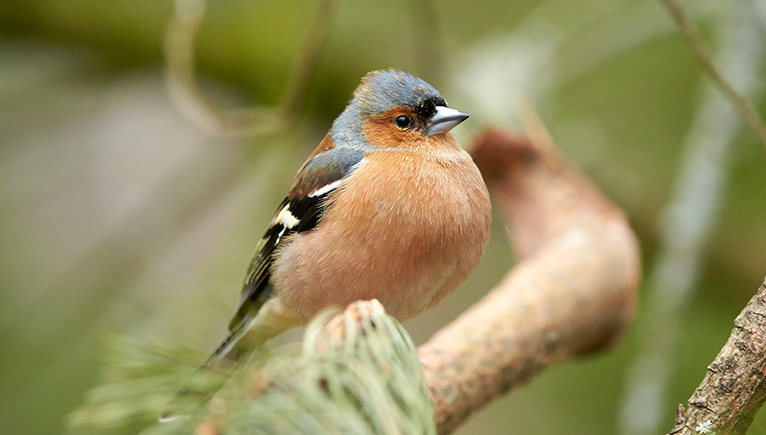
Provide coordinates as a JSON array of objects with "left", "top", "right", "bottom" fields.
[{"left": 332, "top": 70, "right": 470, "bottom": 150}]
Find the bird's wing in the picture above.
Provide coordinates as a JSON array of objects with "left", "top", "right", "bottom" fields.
[{"left": 227, "top": 144, "right": 365, "bottom": 332}]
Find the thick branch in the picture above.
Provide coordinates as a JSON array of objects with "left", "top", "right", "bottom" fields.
[
  {"left": 668, "top": 278, "right": 766, "bottom": 435},
  {"left": 418, "top": 125, "right": 641, "bottom": 434}
]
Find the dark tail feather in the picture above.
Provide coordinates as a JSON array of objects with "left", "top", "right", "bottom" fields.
[
  {"left": 160, "top": 297, "right": 296, "bottom": 422},
  {"left": 201, "top": 320, "right": 250, "bottom": 370},
  {"left": 159, "top": 323, "right": 250, "bottom": 422}
]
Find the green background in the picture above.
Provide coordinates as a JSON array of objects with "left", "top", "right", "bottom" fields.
[{"left": 1, "top": 0, "right": 765, "bottom": 433}]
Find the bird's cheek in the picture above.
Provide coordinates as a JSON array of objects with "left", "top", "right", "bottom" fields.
[{"left": 361, "top": 121, "right": 394, "bottom": 148}]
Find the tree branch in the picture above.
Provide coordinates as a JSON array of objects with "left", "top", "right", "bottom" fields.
[
  {"left": 419, "top": 122, "right": 641, "bottom": 434},
  {"left": 667, "top": 277, "right": 766, "bottom": 435}
]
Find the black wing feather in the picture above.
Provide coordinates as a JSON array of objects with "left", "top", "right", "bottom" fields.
[{"left": 227, "top": 147, "right": 364, "bottom": 331}]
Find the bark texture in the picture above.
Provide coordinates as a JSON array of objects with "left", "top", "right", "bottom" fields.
[{"left": 668, "top": 278, "right": 766, "bottom": 435}]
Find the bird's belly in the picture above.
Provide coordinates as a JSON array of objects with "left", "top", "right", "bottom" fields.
[
  {"left": 272, "top": 197, "right": 488, "bottom": 321},
  {"left": 271, "top": 149, "right": 491, "bottom": 322}
]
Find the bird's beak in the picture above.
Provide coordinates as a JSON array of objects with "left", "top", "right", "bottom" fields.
[{"left": 426, "top": 106, "right": 470, "bottom": 137}]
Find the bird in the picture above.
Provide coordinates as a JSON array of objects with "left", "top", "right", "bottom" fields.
[{"left": 162, "top": 70, "right": 491, "bottom": 419}]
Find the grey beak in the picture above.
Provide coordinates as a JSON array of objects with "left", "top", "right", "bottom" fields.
[{"left": 426, "top": 106, "right": 470, "bottom": 137}]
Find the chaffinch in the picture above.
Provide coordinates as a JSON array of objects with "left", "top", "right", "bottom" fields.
[{"left": 203, "top": 69, "right": 490, "bottom": 374}]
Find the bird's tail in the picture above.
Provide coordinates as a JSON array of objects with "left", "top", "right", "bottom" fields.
[
  {"left": 158, "top": 324, "right": 251, "bottom": 422},
  {"left": 159, "top": 298, "right": 301, "bottom": 422},
  {"left": 200, "top": 320, "right": 251, "bottom": 371}
]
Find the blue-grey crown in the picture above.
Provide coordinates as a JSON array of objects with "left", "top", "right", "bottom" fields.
[{"left": 355, "top": 70, "right": 446, "bottom": 118}]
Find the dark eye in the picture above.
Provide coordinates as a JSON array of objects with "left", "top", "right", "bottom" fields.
[{"left": 395, "top": 115, "right": 411, "bottom": 129}]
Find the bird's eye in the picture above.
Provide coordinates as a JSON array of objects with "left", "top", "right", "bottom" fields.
[{"left": 395, "top": 115, "right": 411, "bottom": 129}]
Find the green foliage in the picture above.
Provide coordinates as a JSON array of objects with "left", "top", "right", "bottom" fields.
[
  {"left": 67, "top": 335, "right": 218, "bottom": 435},
  {"left": 69, "top": 306, "right": 435, "bottom": 435}
]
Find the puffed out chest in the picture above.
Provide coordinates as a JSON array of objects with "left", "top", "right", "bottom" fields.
[
  {"left": 272, "top": 148, "right": 491, "bottom": 320},
  {"left": 334, "top": 151, "right": 489, "bottom": 243}
]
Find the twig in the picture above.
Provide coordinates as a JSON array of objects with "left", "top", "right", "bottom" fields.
[
  {"left": 667, "top": 278, "right": 766, "bottom": 435},
  {"left": 660, "top": 0, "right": 766, "bottom": 152},
  {"left": 619, "top": 5, "right": 765, "bottom": 433},
  {"left": 164, "top": 0, "right": 279, "bottom": 135},
  {"left": 407, "top": 0, "right": 446, "bottom": 82},
  {"left": 164, "top": 0, "right": 336, "bottom": 136},
  {"left": 277, "top": 0, "right": 336, "bottom": 123}
]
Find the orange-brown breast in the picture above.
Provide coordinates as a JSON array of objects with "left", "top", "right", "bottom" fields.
[{"left": 271, "top": 134, "right": 491, "bottom": 321}]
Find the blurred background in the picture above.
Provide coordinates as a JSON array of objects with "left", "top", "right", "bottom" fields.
[{"left": 1, "top": 0, "right": 765, "bottom": 434}]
